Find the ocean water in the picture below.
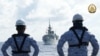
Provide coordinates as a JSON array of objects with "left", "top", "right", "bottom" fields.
[{"left": 0, "top": 42, "right": 100, "bottom": 56}]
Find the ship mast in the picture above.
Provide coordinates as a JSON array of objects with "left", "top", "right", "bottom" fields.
[{"left": 48, "top": 19, "right": 52, "bottom": 34}]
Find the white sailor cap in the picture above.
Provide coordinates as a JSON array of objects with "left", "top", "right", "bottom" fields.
[
  {"left": 73, "top": 14, "right": 83, "bottom": 22},
  {"left": 16, "top": 19, "right": 25, "bottom": 26}
]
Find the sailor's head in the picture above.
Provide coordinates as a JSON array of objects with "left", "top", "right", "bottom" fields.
[
  {"left": 72, "top": 14, "right": 83, "bottom": 28},
  {"left": 16, "top": 19, "right": 26, "bottom": 34}
]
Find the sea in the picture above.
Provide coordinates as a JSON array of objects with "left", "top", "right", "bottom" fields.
[{"left": 0, "top": 42, "right": 100, "bottom": 56}]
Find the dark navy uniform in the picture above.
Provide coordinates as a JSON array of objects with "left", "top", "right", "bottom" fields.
[
  {"left": 1, "top": 34, "right": 39, "bottom": 56},
  {"left": 57, "top": 27, "right": 99, "bottom": 56}
]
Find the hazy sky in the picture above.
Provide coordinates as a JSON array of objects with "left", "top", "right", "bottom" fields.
[{"left": 0, "top": 0, "right": 100, "bottom": 42}]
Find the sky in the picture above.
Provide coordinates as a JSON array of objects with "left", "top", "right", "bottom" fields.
[{"left": 0, "top": 0, "right": 100, "bottom": 42}]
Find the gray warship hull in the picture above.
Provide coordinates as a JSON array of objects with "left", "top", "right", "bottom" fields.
[{"left": 43, "top": 36, "right": 58, "bottom": 45}]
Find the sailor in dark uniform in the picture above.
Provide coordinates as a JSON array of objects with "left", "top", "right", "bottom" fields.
[
  {"left": 57, "top": 14, "right": 99, "bottom": 56},
  {"left": 1, "top": 19, "right": 39, "bottom": 56}
]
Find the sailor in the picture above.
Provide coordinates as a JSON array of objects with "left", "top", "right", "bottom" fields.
[
  {"left": 57, "top": 14, "right": 99, "bottom": 56},
  {"left": 1, "top": 19, "right": 39, "bottom": 56}
]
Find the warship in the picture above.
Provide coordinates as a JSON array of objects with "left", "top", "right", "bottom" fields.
[{"left": 42, "top": 20, "right": 58, "bottom": 45}]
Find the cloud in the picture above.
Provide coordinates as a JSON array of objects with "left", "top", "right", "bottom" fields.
[
  {"left": 16, "top": 0, "right": 38, "bottom": 19},
  {"left": 0, "top": 0, "right": 100, "bottom": 42},
  {"left": 26, "top": 0, "right": 72, "bottom": 22}
]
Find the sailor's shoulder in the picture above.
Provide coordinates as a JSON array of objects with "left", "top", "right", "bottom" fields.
[
  {"left": 12, "top": 34, "right": 17, "bottom": 37},
  {"left": 24, "top": 33, "right": 30, "bottom": 36},
  {"left": 5, "top": 37, "right": 13, "bottom": 43},
  {"left": 26, "top": 36, "right": 35, "bottom": 41},
  {"left": 63, "top": 30, "right": 72, "bottom": 35},
  {"left": 26, "top": 37, "right": 37, "bottom": 44},
  {"left": 85, "top": 31, "right": 95, "bottom": 36},
  {"left": 61, "top": 30, "right": 72, "bottom": 39}
]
